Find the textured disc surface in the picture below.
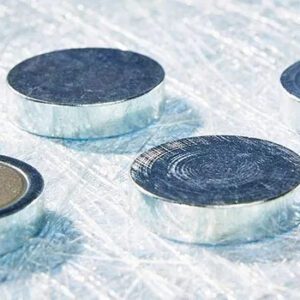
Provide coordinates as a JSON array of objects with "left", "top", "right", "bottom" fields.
[
  {"left": 0, "top": 163, "right": 27, "bottom": 208},
  {"left": 281, "top": 61, "right": 300, "bottom": 99},
  {"left": 131, "top": 136, "right": 300, "bottom": 206},
  {"left": 7, "top": 48, "right": 165, "bottom": 106},
  {"left": 0, "top": 156, "right": 44, "bottom": 217}
]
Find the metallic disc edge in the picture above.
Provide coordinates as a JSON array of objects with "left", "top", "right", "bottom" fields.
[
  {"left": 130, "top": 174, "right": 300, "bottom": 245},
  {"left": 6, "top": 79, "right": 165, "bottom": 139},
  {"left": 0, "top": 156, "right": 45, "bottom": 255},
  {"left": 280, "top": 69, "right": 300, "bottom": 132}
]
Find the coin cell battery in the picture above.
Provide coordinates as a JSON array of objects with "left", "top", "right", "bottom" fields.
[
  {"left": 281, "top": 61, "right": 300, "bottom": 132},
  {"left": 0, "top": 156, "right": 44, "bottom": 255},
  {"left": 6, "top": 48, "right": 165, "bottom": 139},
  {"left": 130, "top": 136, "right": 300, "bottom": 245}
]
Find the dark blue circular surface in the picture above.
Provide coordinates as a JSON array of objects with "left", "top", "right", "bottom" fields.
[
  {"left": 7, "top": 48, "right": 165, "bottom": 106},
  {"left": 0, "top": 156, "right": 44, "bottom": 217},
  {"left": 131, "top": 136, "right": 300, "bottom": 206},
  {"left": 281, "top": 61, "right": 300, "bottom": 99}
]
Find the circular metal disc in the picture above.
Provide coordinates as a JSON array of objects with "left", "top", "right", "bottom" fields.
[
  {"left": 280, "top": 61, "right": 300, "bottom": 133},
  {"left": 281, "top": 61, "right": 300, "bottom": 99},
  {"left": 0, "top": 156, "right": 44, "bottom": 255},
  {"left": 131, "top": 136, "right": 300, "bottom": 207},
  {"left": 6, "top": 48, "right": 165, "bottom": 138},
  {"left": 7, "top": 48, "right": 165, "bottom": 105},
  {"left": 0, "top": 156, "right": 44, "bottom": 217}
]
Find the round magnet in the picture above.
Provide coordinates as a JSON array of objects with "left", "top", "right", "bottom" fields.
[
  {"left": 280, "top": 61, "right": 300, "bottom": 132},
  {"left": 130, "top": 136, "right": 300, "bottom": 245},
  {"left": 6, "top": 48, "right": 165, "bottom": 139},
  {"left": 0, "top": 155, "right": 44, "bottom": 255}
]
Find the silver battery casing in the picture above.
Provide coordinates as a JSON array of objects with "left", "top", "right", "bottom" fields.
[
  {"left": 132, "top": 185, "right": 300, "bottom": 245},
  {"left": 6, "top": 48, "right": 165, "bottom": 139},
  {"left": 281, "top": 61, "right": 300, "bottom": 132},
  {"left": 6, "top": 81, "right": 164, "bottom": 139},
  {"left": 281, "top": 86, "right": 300, "bottom": 132},
  {"left": 0, "top": 156, "right": 44, "bottom": 255},
  {"left": 130, "top": 136, "right": 300, "bottom": 245}
]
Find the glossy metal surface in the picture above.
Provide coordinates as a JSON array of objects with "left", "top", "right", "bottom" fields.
[
  {"left": 134, "top": 187, "right": 300, "bottom": 245},
  {"left": 281, "top": 61, "right": 300, "bottom": 132},
  {"left": 7, "top": 81, "right": 164, "bottom": 139},
  {"left": 0, "top": 156, "right": 44, "bottom": 255},
  {"left": 131, "top": 136, "right": 300, "bottom": 244},
  {"left": 6, "top": 48, "right": 165, "bottom": 139}
]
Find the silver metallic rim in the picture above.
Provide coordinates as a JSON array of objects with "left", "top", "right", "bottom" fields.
[
  {"left": 6, "top": 80, "right": 165, "bottom": 139},
  {"left": 280, "top": 77, "right": 300, "bottom": 132},
  {"left": 0, "top": 158, "right": 44, "bottom": 255},
  {"left": 131, "top": 180, "right": 300, "bottom": 245}
]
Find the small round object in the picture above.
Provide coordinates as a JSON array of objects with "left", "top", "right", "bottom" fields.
[
  {"left": 131, "top": 136, "right": 300, "bottom": 245},
  {"left": 6, "top": 48, "right": 165, "bottom": 139},
  {"left": 280, "top": 61, "right": 300, "bottom": 132},
  {"left": 0, "top": 155, "right": 44, "bottom": 255}
]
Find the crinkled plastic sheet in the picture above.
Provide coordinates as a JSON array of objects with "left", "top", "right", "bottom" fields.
[{"left": 1, "top": 0, "right": 300, "bottom": 298}]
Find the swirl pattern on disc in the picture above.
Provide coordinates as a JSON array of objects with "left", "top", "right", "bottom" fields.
[
  {"left": 7, "top": 48, "right": 165, "bottom": 106},
  {"left": 281, "top": 61, "right": 300, "bottom": 99},
  {"left": 131, "top": 136, "right": 300, "bottom": 206}
]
